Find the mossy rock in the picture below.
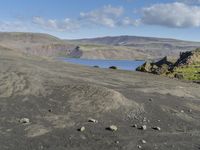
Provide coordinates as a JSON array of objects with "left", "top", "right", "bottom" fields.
[{"left": 136, "top": 62, "right": 152, "bottom": 72}]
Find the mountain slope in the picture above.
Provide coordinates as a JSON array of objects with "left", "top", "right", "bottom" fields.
[
  {"left": 1, "top": 32, "right": 200, "bottom": 60},
  {"left": 73, "top": 36, "right": 200, "bottom": 59},
  {"left": 0, "top": 32, "right": 76, "bottom": 57}
]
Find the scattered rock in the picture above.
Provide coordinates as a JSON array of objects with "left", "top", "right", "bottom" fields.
[
  {"left": 133, "top": 124, "right": 137, "bottom": 128},
  {"left": 149, "top": 98, "right": 153, "bottom": 101},
  {"left": 188, "top": 109, "right": 192, "bottom": 113},
  {"left": 143, "top": 117, "right": 147, "bottom": 122},
  {"left": 115, "top": 140, "right": 120, "bottom": 144},
  {"left": 107, "top": 125, "right": 118, "bottom": 131},
  {"left": 88, "top": 118, "right": 98, "bottom": 123},
  {"left": 141, "top": 140, "right": 147, "bottom": 144},
  {"left": 19, "top": 118, "right": 30, "bottom": 124},
  {"left": 48, "top": 109, "right": 52, "bottom": 112},
  {"left": 139, "top": 125, "right": 147, "bottom": 130},
  {"left": 152, "top": 126, "right": 161, "bottom": 131},
  {"left": 137, "top": 145, "right": 142, "bottom": 149},
  {"left": 180, "top": 110, "right": 184, "bottom": 113},
  {"left": 78, "top": 126, "right": 85, "bottom": 132}
]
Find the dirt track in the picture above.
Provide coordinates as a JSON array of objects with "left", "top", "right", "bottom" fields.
[{"left": 0, "top": 48, "right": 200, "bottom": 150}]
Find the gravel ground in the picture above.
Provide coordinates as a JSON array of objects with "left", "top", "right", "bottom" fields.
[{"left": 0, "top": 48, "right": 200, "bottom": 150}]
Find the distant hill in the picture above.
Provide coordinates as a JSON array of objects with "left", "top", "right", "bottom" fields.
[
  {"left": 73, "top": 36, "right": 200, "bottom": 59},
  {"left": 1, "top": 32, "right": 200, "bottom": 60},
  {"left": 0, "top": 32, "right": 60, "bottom": 43},
  {"left": 0, "top": 32, "right": 76, "bottom": 57}
]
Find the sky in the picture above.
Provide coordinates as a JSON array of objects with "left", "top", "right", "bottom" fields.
[{"left": 1, "top": 0, "right": 200, "bottom": 41}]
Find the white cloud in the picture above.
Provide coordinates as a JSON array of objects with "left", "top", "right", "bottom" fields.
[
  {"left": 177, "top": 0, "right": 200, "bottom": 4},
  {"left": 80, "top": 5, "right": 124, "bottom": 27},
  {"left": 120, "top": 17, "right": 140, "bottom": 26},
  {"left": 141, "top": 2, "right": 200, "bottom": 28},
  {"left": 32, "top": 17, "right": 80, "bottom": 31},
  {"left": 0, "top": 21, "right": 29, "bottom": 31}
]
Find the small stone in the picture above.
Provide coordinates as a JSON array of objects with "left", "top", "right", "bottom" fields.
[
  {"left": 157, "top": 120, "right": 161, "bottom": 122},
  {"left": 180, "top": 110, "right": 184, "bottom": 113},
  {"left": 143, "top": 117, "right": 147, "bottom": 122},
  {"left": 141, "top": 140, "right": 147, "bottom": 144},
  {"left": 115, "top": 140, "right": 120, "bottom": 144},
  {"left": 188, "top": 109, "right": 192, "bottom": 113},
  {"left": 108, "top": 125, "right": 118, "bottom": 131},
  {"left": 133, "top": 124, "right": 137, "bottom": 128},
  {"left": 88, "top": 118, "right": 98, "bottom": 123},
  {"left": 79, "top": 126, "right": 85, "bottom": 132},
  {"left": 152, "top": 126, "right": 161, "bottom": 131},
  {"left": 19, "top": 118, "right": 30, "bottom": 124},
  {"left": 149, "top": 98, "right": 153, "bottom": 101},
  {"left": 139, "top": 125, "right": 147, "bottom": 130},
  {"left": 137, "top": 145, "right": 142, "bottom": 149}
]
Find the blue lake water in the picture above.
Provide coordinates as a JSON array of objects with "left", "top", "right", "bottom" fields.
[{"left": 59, "top": 58, "right": 144, "bottom": 71}]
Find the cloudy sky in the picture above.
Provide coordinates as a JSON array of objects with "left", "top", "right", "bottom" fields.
[{"left": 1, "top": 0, "right": 200, "bottom": 41}]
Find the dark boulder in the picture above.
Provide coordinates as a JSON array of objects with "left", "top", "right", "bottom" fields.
[{"left": 109, "top": 66, "right": 118, "bottom": 69}]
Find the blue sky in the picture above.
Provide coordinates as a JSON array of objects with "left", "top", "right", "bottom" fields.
[{"left": 1, "top": 0, "right": 200, "bottom": 41}]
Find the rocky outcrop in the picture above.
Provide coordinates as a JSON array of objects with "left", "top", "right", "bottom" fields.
[
  {"left": 136, "top": 56, "right": 173, "bottom": 75},
  {"left": 175, "top": 48, "right": 200, "bottom": 66},
  {"left": 68, "top": 46, "right": 83, "bottom": 58},
  {"left": 136, "top": 48, "right": 200, "bottom": 82}
]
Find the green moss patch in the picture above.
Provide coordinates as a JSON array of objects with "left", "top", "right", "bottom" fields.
[{"left": 172, "top": 63, "right": 200, "bottom": 81}]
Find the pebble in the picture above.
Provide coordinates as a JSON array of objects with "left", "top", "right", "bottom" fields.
[
  {"left": 143, "top": 117, "right": 147, "bottom": 122},
  {"left": 88, "top": 118, "right": 98, "bottom": 123},
  {"left": 149, "top": 98, "right": 153, "bottom": 101},
  {"left": 19, "top": 118, "right": 30, "bottom": 124},
  {"left": 133, "top": 124, "right": 137, "bottom": 128},
  {"left": 115, "top": 140, "right": 120, "bottom": 144},
  {"left": 79, "top": 126, "right": 85, "bottom": 132},
  {"left": 139, "top": 125, "right": 147, "bottom": 130},
  {"left": 152, "top": 126, "right": 161, "bottom": 131},
  {"left": 188, "top": 109, "right": 192, "bottom": 113},
  {"left": 137, "top": 145, "right": 142, "bottom": 149},
  {"left": 141, "top": 140, "right": 146, "bottom": 144},
  {"left": 108, "top": 125, "right": 118, "bottom": 131},
  {"left": 180, "top": 110, "right": 184, "bottom": 113}
]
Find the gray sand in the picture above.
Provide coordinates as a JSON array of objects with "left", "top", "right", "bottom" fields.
[{"left": 0, "top": 47, "right": 200, "bottom": 150}]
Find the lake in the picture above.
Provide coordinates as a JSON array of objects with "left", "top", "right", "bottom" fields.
[{"left": 59, "top": 58, "right": 144, "bottom": 71}]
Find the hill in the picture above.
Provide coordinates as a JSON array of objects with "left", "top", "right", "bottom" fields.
[
  {"left": 73, "top": 35, "right": 200, "bottom": 59},
  {"left": 1, "top": 32, "right": 200, "bottom": 60},
  {"left": 0, "top": 32, "right": 76, "bottom": 57}
]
